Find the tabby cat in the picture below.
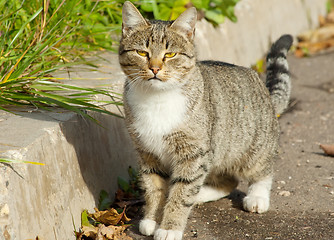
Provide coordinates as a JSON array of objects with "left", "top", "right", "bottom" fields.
[{"left": 119, "top": 2, "right": 293, "bottom": 239}]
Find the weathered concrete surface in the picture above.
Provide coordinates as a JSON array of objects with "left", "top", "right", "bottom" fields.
[
  {"left": 195, "top": 0, "right": 327, "bottom": 66},
  {"left": 0, "top": 0, "right": 329, "bottom": 239}
]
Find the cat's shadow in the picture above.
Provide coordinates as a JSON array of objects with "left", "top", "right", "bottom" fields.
[
  {"left": 227, "top": 189, "right": 247, "bottom": 210},
  {"left": 60, "top": 112, "right": 138, "bottom": 206}
]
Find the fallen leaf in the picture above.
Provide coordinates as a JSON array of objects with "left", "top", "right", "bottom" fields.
[
  {"left": 295, "top": 8, "right": 334, "bottom": 57},
  {"left": 295, "top": 38, "right": 334, "bottom": 56},
  {"left": 82, "top": 209, "right": 95, "bottom": 228},
  {"left": 298, "top": 25, "right": 334, "bottom": 43},
  {"left": 81, "top": 225, "right": 98, "bottom": 238},
  {"left": 115, "top": 189, "right": 125, "bottom": 202},
  {"left": 96, "top": 224, "right": 133, "bottom": 240},
  {"left": 327, "top": 9, "right": 334, "bottom": 23},
  {"left": 320, "top": 144, "right": 334, "bottom": 157},
  {"left": 99, "top": 190, "right": 113, "bottom": 211},
  {"left": 294, "top": 48, "right": 307, "bottom": 58},
  {"left": 90, "top": 208, "right": 131, "bottom": 226}
]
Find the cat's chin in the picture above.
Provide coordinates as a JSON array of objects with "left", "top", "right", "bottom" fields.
[
  {"left": 148, "top": 77, "right": 162, "bottom": 81},
  {"left": 145, "top": 78, "right": 180, "bottom": 91}
]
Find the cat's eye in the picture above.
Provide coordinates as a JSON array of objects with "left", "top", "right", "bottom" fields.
[
  {"left": 136, "top": 50, "right": 148, "bottom": 57},
  {"left": 164, "top": 52, "right": 176, "bottom": 58}
]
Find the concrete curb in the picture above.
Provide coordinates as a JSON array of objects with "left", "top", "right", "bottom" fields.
[
  {"left": 0, "top": 0, "right": 327, "bottom": 239},
  {"left": 0, "top": 55, "right": 138, "bottom": 240}
]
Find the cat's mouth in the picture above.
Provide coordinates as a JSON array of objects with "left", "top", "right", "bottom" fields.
[{"left": 148, "top": 77, "right": 162, "bottom": 82}]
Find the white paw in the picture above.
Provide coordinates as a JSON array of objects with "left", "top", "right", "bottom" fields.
[
  {"left": 139, "top": 219, "right": 157, "bottom": 236},
  {"left": 243, "top": 195, "right": 269, "bottom": 213},
  {"left": 154, "top": 228, "right": 183, "bottom": 240},
  {"left": 196, "top": 185, "right": 229, "bottom": 203}
]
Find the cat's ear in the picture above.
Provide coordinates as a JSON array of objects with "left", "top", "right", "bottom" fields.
[
  {"left": 170, "top": 7, "right": 197, "bottom": 39},
  {"left": 122, "top": 1, "right": 148, "bottom": 35}
]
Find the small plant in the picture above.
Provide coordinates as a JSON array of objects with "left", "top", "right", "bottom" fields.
[
  {"left": 136, "top": 0, "right": 240, "bottom": 25},
  {"left": 192, "top": 0, "right": 240, "bottom": 25}
]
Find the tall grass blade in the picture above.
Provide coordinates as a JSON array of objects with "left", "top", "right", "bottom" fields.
[
  {"left": 8, "top": 7, "right": 43, "bottom": 49},
  {"left": 0, "top": 158, "right": 45, "bottom": 165}
]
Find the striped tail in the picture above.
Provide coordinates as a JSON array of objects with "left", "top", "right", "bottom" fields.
[{"left": 266, "top": 34, "right": 293, "bottom": 116}]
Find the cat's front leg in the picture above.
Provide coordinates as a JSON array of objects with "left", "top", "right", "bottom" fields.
[
  {"left": 154, "top": 132, "right": 209, "bottom": 240},
  {"left": 154, "top": 162, "right": 208, "bottom": 240},
  {"left": 138, "top": 151, "right": 169, "bottom": 236}
]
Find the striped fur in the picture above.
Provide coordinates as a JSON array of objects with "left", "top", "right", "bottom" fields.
[{"left": 266, "top": 35, "right": 293, "bottom": 115}]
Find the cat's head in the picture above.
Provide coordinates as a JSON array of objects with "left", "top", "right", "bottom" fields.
[{"left": 119, "top": 1, "right": 197, "bottom": 91}]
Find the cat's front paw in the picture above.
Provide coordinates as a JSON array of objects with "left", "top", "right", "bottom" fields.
[
  {"left": 154, "top": 228, "right": 183, "bottom": 240},
  {"left": 243, "top": 195, "right": 269, "bottom": 213},
  {"left": 139, "top": 219, "right": 157, "bottom": 236}
]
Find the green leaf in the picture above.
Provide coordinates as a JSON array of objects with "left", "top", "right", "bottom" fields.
[
  {"left": 151, "top": 0, "right": 160, "bottom": 19},
  {"left": 159, "top": 4, "right": 172, "bottom": 20},
  {"left": 128, "top": 166, "right": 138, "bottom": 181},
  {"left": 174, "top": 0, "right": 189, "bottom": 7},
  {"left": 118, "top": 176, "right": 130, "bottom": 192},
  {"left": 191, "top": 0, "right": 210, "bottom": 9},
  {"left": 81, "top": 210, "right": 95, "bottom": 228},
  {"left": 170, "top": 6, "right": 187, "bottom": 20},
  {"left": 141, "top": 0, "right": 154, "bottom": 12},
  {"left": 217, "top": 0, "right": 240, "bottom": 22},
  {"left": 205, "top": 9, "right": 225, "bottom": 25},
  {"left": 98, "top": 190, "right": 113, "bottom": 211}
]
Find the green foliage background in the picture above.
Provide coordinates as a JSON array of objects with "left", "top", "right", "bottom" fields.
[{"left": 0, "top": 0, "right": 239, "bottom": 116}]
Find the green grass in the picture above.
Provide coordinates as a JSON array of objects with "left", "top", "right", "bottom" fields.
[
  {"left": 0, "top": 0, "right": 124, "bottom": 118},
  {"left": 0, "top": 0, "right": 240, "bottom": 120},
  {"left": 0, "top": 157, "right": 45, "bottom": 165}
]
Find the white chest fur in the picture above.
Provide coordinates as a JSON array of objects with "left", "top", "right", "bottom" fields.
[{"left": 126, "top": 85, "right": 188, "bottom": 160}]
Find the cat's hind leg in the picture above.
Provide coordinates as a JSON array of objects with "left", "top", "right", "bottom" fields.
[
  {"left": 243, "top": 175, "right": 272, "bottom": 213},
  {"left": 196, "top": 174, "right": 238, "bottom": 203}
]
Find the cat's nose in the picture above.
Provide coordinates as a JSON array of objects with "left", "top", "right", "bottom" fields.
[{"left": 150, "top": 67, "right": 160, "bottom": 75}]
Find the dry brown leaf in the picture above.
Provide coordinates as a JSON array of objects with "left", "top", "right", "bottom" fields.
[
  {"left": 96, "top": 225, "right": 133, "bottom": 240},
  {"left": 296, "top": 9, "right": 334, "bottom": 57},
  {"left": 79, "top": 208, "right": 132, "bottom": 240},
  {"left": 82, "top": 225, "right": 98, "bottom": 238},
  {"left": 320, "top": 144, "right": 334, "bottom": 157},
  {"left": 295, "top": 38, "right": 334, "bottom": 57},
  {"left": 298, "top": 25, "right": 334, "bottom": 43},
  {"left": 115, "top": 189, "right": 125, "bottom": 202},
  {"left": 80, "top": 224, "right": 132, "bottom": 240},
  {"left": 319, "top": 15, "right": 326, "bottom": 27},
  {"left": 90, "top": 208, "right": 131, "bottom": 226},
  {"left": 294, "top": 48, "right": 306, "bottom": 58},
  {"left": 327, "top": 9, "right": 334, "bottom": 23}
]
